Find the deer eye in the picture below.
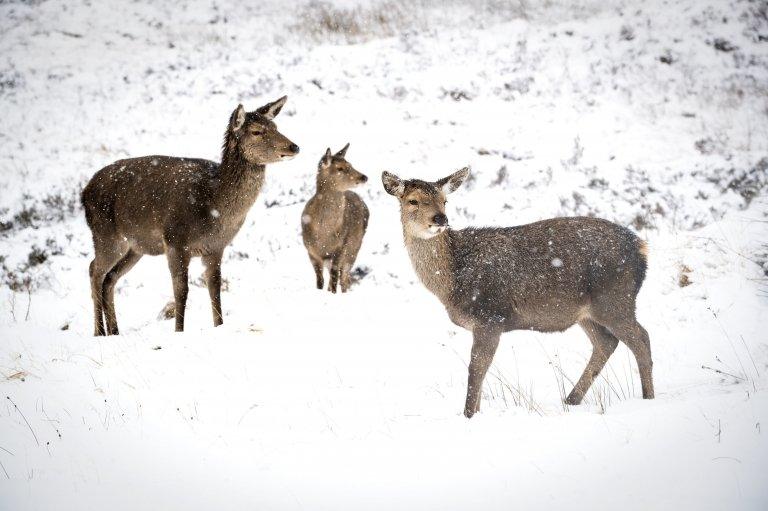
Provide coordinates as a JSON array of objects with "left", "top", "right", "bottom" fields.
[
  {"left": 408, "top": 199, "right": 418, "bottom": 206},
  {"left": 250, "top": 130, "right": 263, "bottom": 136}
]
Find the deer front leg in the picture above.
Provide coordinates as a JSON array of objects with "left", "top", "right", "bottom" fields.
[
  {"left": 166, "top": 245, "right": 190, "bottom": 332},
  {"left": 464, "top": 326, "right": 501, "bottom": 418},
  {"left": 308, "top": 254, "right": 324, "bottom": 290},
  {"left": 202, "top": 251, "right": 224, "bottom": 327}
]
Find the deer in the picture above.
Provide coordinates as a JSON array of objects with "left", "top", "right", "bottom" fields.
[
  {"left": 301, "top": 144, "right": 369, "bottom": 293},
  {"left": 381, "top": 167, "right": 653, "bottom": 418},
  {"left": 81, "top": 96, "right": 299, "bottom": 336}
]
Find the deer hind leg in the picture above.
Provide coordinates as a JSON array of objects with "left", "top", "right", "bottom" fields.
[
  {"left": 165, "top": 245, "right": 191, "bottom": 332},
  {"left": 464, "top": 326, "right": 502, "bottom": 418},
  {"left": 608, "top": 319, "right": 654, "bottom": 399},
  {"left": 339, "top": 234, "right": 363, "bottom": 294},
  {"left": 202, "top": 251, "right": 224, "bottom": 327},
  {"left": 591, "top": 299, "right": 654, "bottom": 400},
  {"left": 89, "top": 259, "right": 105, "bottom": 336},
  {"left": 89, "top": 244, "right": 127, "bottom": 337},
  {"left": 328, "top": 258, "right": 340, "bottom": 294},
  {"left": 566, "top": 319, "right": 620, "bottom": 405},
  {"left": 339, "top": 263, "right": 352, "bottom": 293},
  {"left": 338, "top": 251, "right": 353, "bottom": 293},
  {"left": 102, "top": 250, "right": 142, "bottom": 335}
]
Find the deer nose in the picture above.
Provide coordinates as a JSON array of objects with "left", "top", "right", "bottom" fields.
[
  {"left": 432, "top": 213, "right": 448, "bottom": 226},
  {"left": 359, "top": 174, "right": 368, "bottom": 183},
  {"left": 288, "top": 143, "right": 300, "bottom": 154}
]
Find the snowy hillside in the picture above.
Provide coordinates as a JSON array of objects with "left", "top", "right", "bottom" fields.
[{"left": 1, "top": 0, "right": 767, "bottom": 509}]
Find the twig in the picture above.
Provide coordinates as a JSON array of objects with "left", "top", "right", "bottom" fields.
[
  {"left": 58, "top": 30, "right": 84, "bottom": 39},
  {"left": 740, "top": 335, "right": 760, "bottom": 378},
  {"left": 708, "top": 307, "right": 748, "bottom": 381},
  {"left": 8, "top": 293, "right": 16, "bottom": 321},
  {"left": 490, "top": 369, "right": 544, "bottom": 416},
  {"left": 691, "top": 234, "right": 764, "bottom": 269},
  {"left": 701, "top": 365, "right": 745, "bottom": 381},
  {"left": 712, "top": 456, "right": 741, "bottom": 463},
  {"left": 0, "top": 459, "right": 8, "bottom": 479},
  {"left": 238, "top": 404, "right": 259, "bottom": 425},
  {"left": 6, "top": 396, "right": 39, "bottom": 446},
  {"left": 24, "top": 286, "right": 31, "bottom": 321}
]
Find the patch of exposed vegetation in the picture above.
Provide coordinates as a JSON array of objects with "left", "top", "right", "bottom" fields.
[
  {"left": 1, "top": 237, "right": 64, "bottom": 292},
  {"left": 0, "top": 182, "right": 83, "bottom": 233}
]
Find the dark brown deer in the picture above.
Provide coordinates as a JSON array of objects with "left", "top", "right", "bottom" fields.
[
  {"left": 82, "top": 97, "right": 299, "bottom": 335},
  {"left": 382, "top": 168, "right": 653, "bottom": 418},
  {"left": 301, "top": 144, "right": 369, "bottom": 293}
]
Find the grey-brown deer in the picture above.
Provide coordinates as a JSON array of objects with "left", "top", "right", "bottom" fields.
[
  {"left": 82, "top": 96, "right": 299, "bottom": 335},
  {"left": 382, "top": 168, "right": 653, "bottom": 418},
  {"left": 301, "top": 144, "right": 369, "bottom": 292}
]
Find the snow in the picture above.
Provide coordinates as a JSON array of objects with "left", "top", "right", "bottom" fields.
[{"left": 1, "top": 0, "right": 767, "bottom": 509}]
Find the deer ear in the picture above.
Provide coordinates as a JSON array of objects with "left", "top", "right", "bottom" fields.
[
  {"left": 256, "top": 95, "right": 287, "bottom": 120},
  {"left": 382, "top": 171, "right": 405, "bottom": 197},
  {"left": 320, "top": 148, "right": 333, "bottom": 167},
  {"left": 436, "top": 166, "right": 470, "bottom": 194},
  {"left": 335, "top": 142, "right": 350, "bottom": 158},
  {"left": 230, "top": 104, "right": 246, "bottom": 132}
]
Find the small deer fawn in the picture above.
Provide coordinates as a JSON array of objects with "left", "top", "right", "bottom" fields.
[
  {"left": 82, "top": 96, "right": 299, "bottom": 335},
  {"left": 382, "top": 168, "right": 653, "bottom": 418},
  {"left": 301, "top": 144, "right": 369, "bottom": 293}
]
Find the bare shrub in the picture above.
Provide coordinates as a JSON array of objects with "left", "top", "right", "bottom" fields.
[
  {"left": 706, "top": 157, "right": 768, "bottom": 207},
  {"left": 1, "top": 182, "right": 83, "bottom": 232},
  {"left": 740, "top": 0, "right": 768, "bottom": 42},
  {"left": 290, "top": 0, "right": 537, "bottom": 45},
  {"left": 292, "top": 0, "right": 410, "bottom": 44},
  {"left": 1, "top": 238, "right": 63, "bottom": 291},
  {"left": 0, "top": 68, "right": 23, "bottom": 95}
]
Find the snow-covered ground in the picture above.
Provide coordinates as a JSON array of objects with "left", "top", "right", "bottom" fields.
[{"left": 1, "top": 0, "right": 767, "bottom": 509}]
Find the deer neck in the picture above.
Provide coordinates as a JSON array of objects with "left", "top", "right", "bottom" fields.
[
  {"left": 314, "top": 179, "right": 347, "bottom": 216},
  {"left": 403, "top": 229, "right": 454, "bottom": 304},
  {"left": 214, "top": 153, "right": 266, "bottom": 216}
]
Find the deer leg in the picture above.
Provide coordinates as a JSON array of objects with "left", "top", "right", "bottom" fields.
[
  {"left": 202, "top": 251, "right": 224, "bottom": 327},
  {"left": 340, "top": 264, "right": 352, "bottom": 293},
  {"left": 328, "top": 259, "right": 340, "bottom": 294},
  {"left": 339, "top": 235, "right": 362, "bottom": 293},
  {"left": 102, "top": 250, "right": 142, "bottom": 335},
  {"left": 309, "top": 254, "right": 324, "bottom": 290},
  {"left": 166, "top": 246, "right": 190, "bottom": 333},
  {"left": 566, "top": 319, "right": 619, "bottom": 405},
  {"left": 89, "top": 259, "right": 106, "bottom": 336},
  {"left": 338, "top": 254, "right": 353, "bottom": 293},
  {"left": 464, "top": 326, "right": 502, "bottom": 418},
  {"left": 89, "top": 245, "right": 126, "bottom": 337},
  {"left": 607, "top": 319, "right": 654, "bottom": 399}
]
